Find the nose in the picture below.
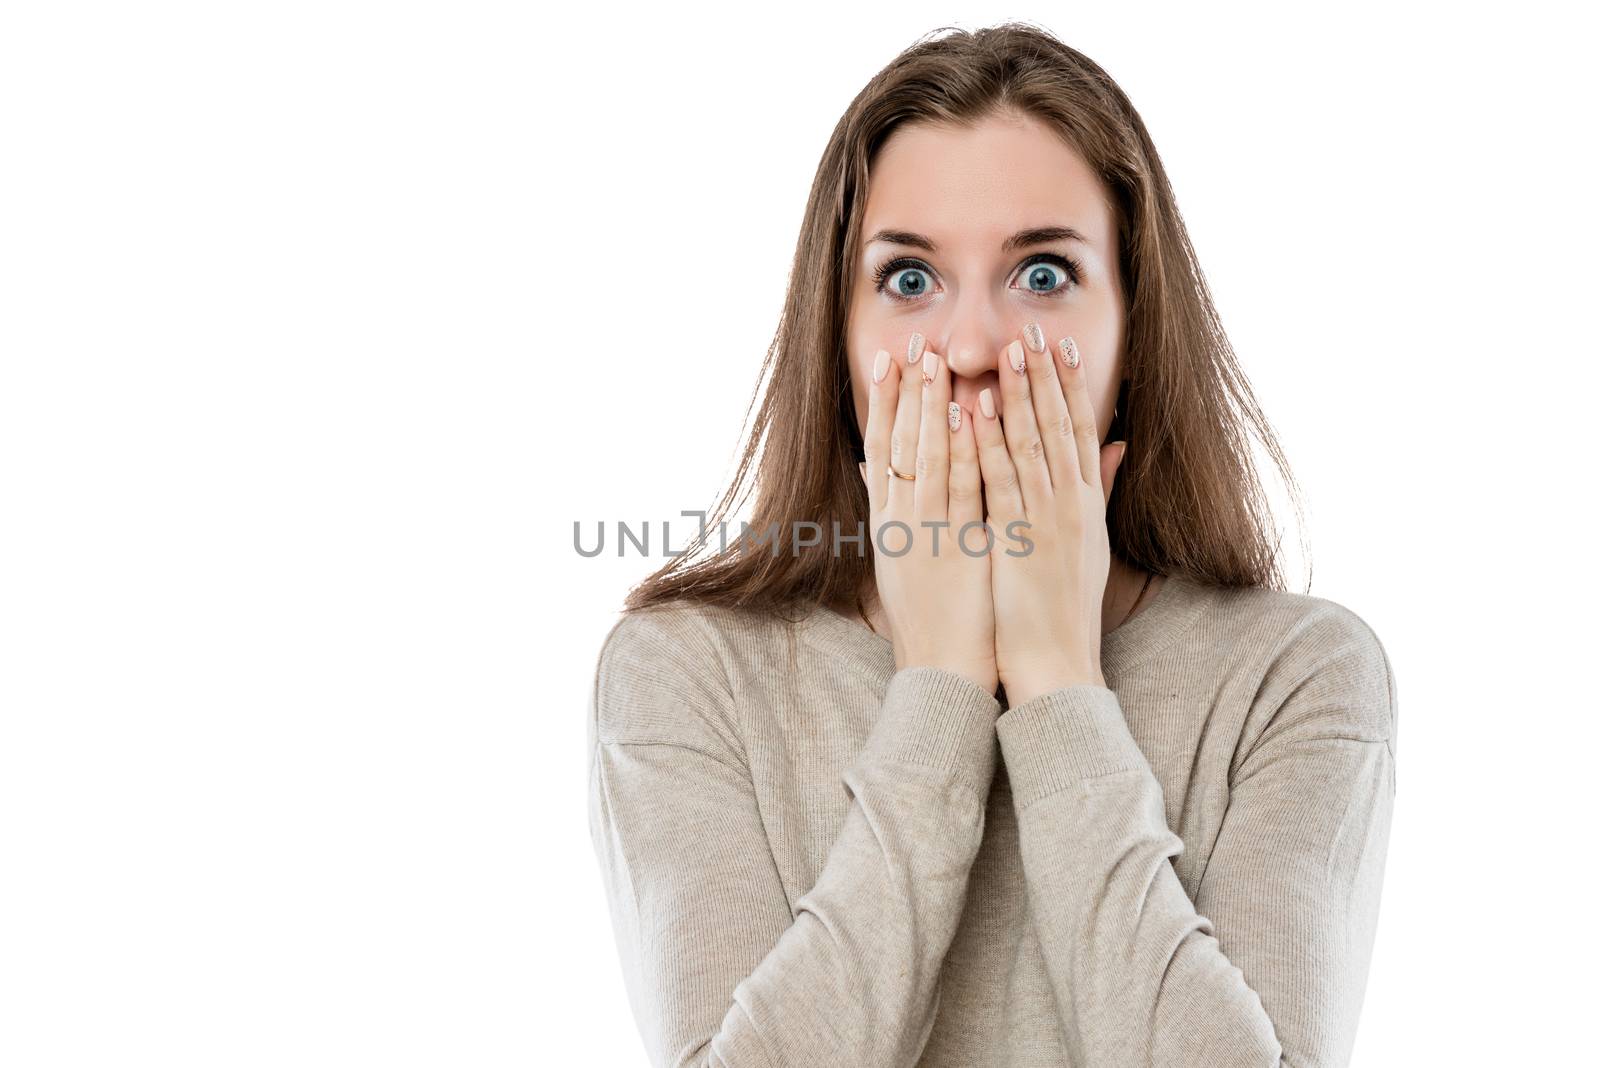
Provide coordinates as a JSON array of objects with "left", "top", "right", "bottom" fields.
[
  {"left": 944, "top": 338, "right": 1001, "bottom": 379},
  {"left": 937, "top": 305, "right": 1009, "bottom": 414}
]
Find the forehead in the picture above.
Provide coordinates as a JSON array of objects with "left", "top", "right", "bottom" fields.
[{"left": 861, "top": 115, "right": 1112, "bottom": 252}]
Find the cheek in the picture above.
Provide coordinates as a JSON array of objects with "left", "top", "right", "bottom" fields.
[
  {"left": 1092, "top": 375, "right": 1118, "bottom": 440},
  {"left": 1075, "top": 297, "right": 1124, "bottom": 435},
  {"left": 846, "top": 303, "right": 885, "bottom": 430},
  {"left": 1082, "top": 361, "right": 1120, "bottom": 440},
  {"left": 848, "top": 347, "right": 872, "bottom": 436}
]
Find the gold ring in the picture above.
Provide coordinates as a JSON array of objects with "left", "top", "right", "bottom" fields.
[{"left": 888, "top": 464, "right": 916, "bottom": 481}]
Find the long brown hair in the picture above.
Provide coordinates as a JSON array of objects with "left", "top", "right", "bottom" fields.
[{"left": 623, "top": 22, "right": 1307, "bottom": 623}]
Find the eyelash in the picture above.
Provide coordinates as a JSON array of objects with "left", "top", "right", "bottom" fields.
[{"left": 870, "top": 253, "right": 1084, "bottom": 303}]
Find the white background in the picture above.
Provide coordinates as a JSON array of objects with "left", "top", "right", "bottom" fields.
[{"left": 3, "top": 2, "right": 1596, "bottom": 1064}]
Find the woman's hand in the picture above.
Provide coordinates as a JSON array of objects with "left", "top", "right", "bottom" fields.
[
  {"left": 858, "top": 340, "right": 999, "bottom": 696},
  {"left": 971, "top": 326, "right": 1129, "bottom": 705}
]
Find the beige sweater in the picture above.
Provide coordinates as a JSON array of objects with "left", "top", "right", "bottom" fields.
[{"left": 585, "top": 571, "right": 1397, "bottom": 1067}]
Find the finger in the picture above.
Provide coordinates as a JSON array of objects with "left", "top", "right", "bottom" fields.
[
  {"left": 906, "top": 330, "right": 927, "bottom": 369},
  {"left": 947, "top": 400, "right": 982, "bottom": 544},
  {"left": 973, "top": 385, "right": 1023, "bottom": 531},
  {"left": 914, "top": 347, "right": 951, "bottom": 525},
  {"left": 861, "top": 348, "right": 897, "bottom": 515},
  {"left": 1022, "top": 319, "right": 1075, "bottom": 493},
  {"left": 1058, "top": 335, "right": 1101, "bottom": 489},
  {"left": 888, "top": 338, "right": 924, "bottom": 515},
  {"left": 995, "top": 336, "right": 1050, "bottom": 514}
]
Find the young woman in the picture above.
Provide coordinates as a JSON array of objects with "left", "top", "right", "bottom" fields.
[{"left": 586, "top": 23, "right": 1396, "bottom": 1068}]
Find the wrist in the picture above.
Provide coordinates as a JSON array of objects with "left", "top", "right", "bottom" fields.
[
  {"left": 896, "top": 656, "right": 999, "bottom": 696},
  {"left": 1003, "top": 668, "right": 1105, "bottom": 707}
]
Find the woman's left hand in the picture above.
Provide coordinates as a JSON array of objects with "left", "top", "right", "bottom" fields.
[{"left": 972, "top": 324, "right": 1129, "bottom": 706}]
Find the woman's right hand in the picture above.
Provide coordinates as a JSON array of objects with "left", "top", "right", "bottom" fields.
[{"left": 858, "top": 339, "right": 998, "bottom": 696}]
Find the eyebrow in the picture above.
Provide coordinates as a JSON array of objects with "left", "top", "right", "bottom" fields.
[{"left": 863, "top": 225, "right": 1090, "bottom": 255}]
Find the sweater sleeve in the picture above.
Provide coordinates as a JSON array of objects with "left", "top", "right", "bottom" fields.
[
  {"left": 586, "top": 607, "right": 1001, "bottom": 1068},
  {"left": 993, "top": 604, "right": 1397, "bottom": 1067}
]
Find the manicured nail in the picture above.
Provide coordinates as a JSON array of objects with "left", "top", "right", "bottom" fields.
[
  {"left": 1007, "top": 339, "right": 1026, "bottom": 375},
  {"left": 921, "top": 348, "right": 936, "bottom": 383},
  {"left": 1023, "top": 322, "right": 1045, "bottom": 354},
  {"left": 858, "top": 461, "right": 867, "bottom": 482},
  {"left": 948, "top": 402, "right": 961, "bottom": 432},
  {"left": 907, "top": 332, "right": 926, "bottom": 365},
  {"left": 1059, "top": 337, "right": 1079, "bottom": 369},
  {"left": 979, "top": 388, "right": 996, "bottom": 419},
  {"left": 873, "top": 348, "right": 890, "bottom": 382}
]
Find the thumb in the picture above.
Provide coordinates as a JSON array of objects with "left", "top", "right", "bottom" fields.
[{"left": 1101, "top": 441, "right": 1128, "bottom": 505}]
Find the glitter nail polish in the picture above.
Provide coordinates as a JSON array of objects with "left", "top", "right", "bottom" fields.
[
  {"left": 1059, "top": 337, "right": 1079, "bottom": 369},
  {"left": 1023, "top": 322, "right": 1045, "bottom": 354},
  {"left": 907, "top": 332, "right": 926, "bottom": 365}
]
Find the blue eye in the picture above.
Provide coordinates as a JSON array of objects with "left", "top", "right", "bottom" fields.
[
  {"left": 1017, "top": 259, "right": 1071, "bottom": 294},
  {"left": 870, "top": 252, "right": 1083, "bottom": 304},
  {"left": 874, "top": 261, "right": 934, "bottom": 299},
  {"left": 1010, "top": 254, "right": 1084, "bottom": 296}
]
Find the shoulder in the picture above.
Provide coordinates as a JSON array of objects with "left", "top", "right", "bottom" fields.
[
  {"left": 587, "top": 600, "right": 794, "bottom": 762},
  {"left": 593, "top": 599, "right": 798, "bottom": 697},
  {"left": 1199, "top": 582, "right": 1397, "bottom": 747}
]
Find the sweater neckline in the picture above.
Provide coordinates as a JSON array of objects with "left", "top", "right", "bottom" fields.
[{"left": 799, "top": 570, "right": 1212, "bottom": 685}]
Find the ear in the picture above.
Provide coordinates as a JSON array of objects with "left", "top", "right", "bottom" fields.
[{"left": 1101, "top": 441, "right": 1128, "bottom": 506}]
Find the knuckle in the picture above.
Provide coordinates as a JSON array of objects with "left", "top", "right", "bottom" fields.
[
  {"left": 981, "top": 443, "right": 1013, "bottom": 474},
  {"left": 948, "top": 477, "right": 979, "bottom": 503}
]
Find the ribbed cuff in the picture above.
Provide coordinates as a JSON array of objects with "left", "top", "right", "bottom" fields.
[
  {"left": 857, "top": 666, "right": 1001, "bottom": 797},
  {"left": 996, "top": 684, "right": 1149, "bottom": 808}
]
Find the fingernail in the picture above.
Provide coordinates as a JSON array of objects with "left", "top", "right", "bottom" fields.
[
  {"left": 979, "top": 388, "right": 995, "bottom": 419},
  {"left": 858, "top": 461, "right": 867, "bottom": 481},
  {"left": 948, "top": 402, "right": 961, "bottom": 432},
  {"left": 1023, "top": 322, "right": 1045, "bottom": 354},
  {"left": 922, "top": 348, "right": 936, "bottom": 383},
  {"left": 873, "top": 348, "right": 889, "bottom": 382},
  {"left": 1059, "top": 337, "right": 1079, "bottom": 369},
  {"left": 907, "top": 332, "right": 926, "bottom": 365},
  {"left": 1007, "top": 339, "right": 1026, "bottom": 375}
]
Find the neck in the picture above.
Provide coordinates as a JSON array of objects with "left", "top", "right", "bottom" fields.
[{"left": 1103, "top": 556, "right": 1153, "bottom": 636}]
